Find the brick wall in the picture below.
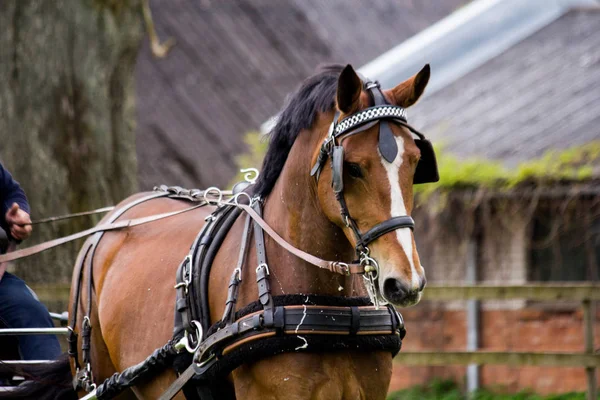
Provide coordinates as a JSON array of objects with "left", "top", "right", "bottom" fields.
[{"left": 389, "top": 305, "right": 600, "bottom": 394}]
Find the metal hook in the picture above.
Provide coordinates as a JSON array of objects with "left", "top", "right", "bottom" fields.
[{"left": 240, "top": 168, "right": 259, "bottom": 184}]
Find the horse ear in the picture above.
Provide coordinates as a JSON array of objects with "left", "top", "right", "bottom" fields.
[
  {"left": 337, "top": 64, "right": 362, "bottom": 114},
  {"left": 391, "top": 64, "right": 430, "bottom": 108}
]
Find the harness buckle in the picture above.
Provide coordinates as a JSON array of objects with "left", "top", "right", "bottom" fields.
[
  {"left": 365, "top": 80, "right": 380, "bottom": 90},
  {"left": 344, "top": 214, "right": 351, "bottom": 228},
  {"left": 336, "top": 262, "right": 350, "bottom": 276},
  {"left": 173, "top": 255, "right": 193, "bottom": 293},
  {"left": 256, "top": 263, "right": 270, "bottom": 275},
  {"left": 233, "top": 267, "right": 242, "bottom": 281}
]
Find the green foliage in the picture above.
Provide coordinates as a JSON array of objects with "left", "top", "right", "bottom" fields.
[
  {"left": 387, "top": 379, "right": 463, "bottom": 400},
  {"left": 386, "top": 379, "right": 592, "bottom": 400},
  {"left": 414, "top": 141, "right": 600, "bottom": 199}
]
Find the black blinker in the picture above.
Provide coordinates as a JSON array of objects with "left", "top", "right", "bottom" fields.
[{"left": 414, "top": 139, "right": 439, "bottom": 184}]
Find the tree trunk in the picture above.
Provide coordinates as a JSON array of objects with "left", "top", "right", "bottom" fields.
[{"left": 0, "top": 0, "right": 143, "bottom": 302}]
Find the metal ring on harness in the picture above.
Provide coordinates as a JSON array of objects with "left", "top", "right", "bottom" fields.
[
  {"left": 360, "top": 255, "right": 379, "bottom": 279},
  {"left": 184, "top": 320, "right": 203, "bottom": 353},
  {"left": 203, "top": 187, "right": 223, "bottom": 206},
  {"left": 233, "top": 192, "right": 252, "bottom": 207}
]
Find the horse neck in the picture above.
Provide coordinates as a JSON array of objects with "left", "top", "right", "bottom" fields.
[{"left": 261, "top": 113, "right": 362, "bottom": 297}]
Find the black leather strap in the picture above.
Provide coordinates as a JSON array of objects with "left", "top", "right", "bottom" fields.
[
  {"left": 221, "top": 214, "right": 252, "bottom": 324},
  {"left": 198, "top": 206, "right": 243, "bottom": 331},
  {"left": 350, "top": 306, "right": 360, "bottom": 335},
  {"left": 252, "top": 201, "right": 274, "bottom": 327},
  {"left": 360, "top": 216, "right": 415, "bottom": 247},
  {"left": 193, "top": 304, "right": 404, "bottom": 373}
]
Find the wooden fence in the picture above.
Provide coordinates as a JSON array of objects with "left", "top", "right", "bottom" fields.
[{"left": 394, "top": 284, "right": 599, "bottom": 399}]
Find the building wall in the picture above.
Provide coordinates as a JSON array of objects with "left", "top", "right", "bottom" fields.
[
  {"left": 389, "top": 305, "right": 600, "bottom": 394},
  {"left": 479, "top": 207, "right": 529, "bottom": 284}
]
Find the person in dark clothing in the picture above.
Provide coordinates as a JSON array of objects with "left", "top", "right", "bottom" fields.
[{"left": 0, "top": 162, "right": 61, "bottom": 360}]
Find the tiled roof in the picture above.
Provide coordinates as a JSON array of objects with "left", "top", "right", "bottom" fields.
[
  {"left": 135, "top": 0, "right": 467, "bottom": 189},
  {"left": 410, "top": 8, "right": 600, "bottom": 171}
]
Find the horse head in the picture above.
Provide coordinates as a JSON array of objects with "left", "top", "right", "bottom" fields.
[{"left": 312, "top": 64, "right": 432, "bottom": 308}]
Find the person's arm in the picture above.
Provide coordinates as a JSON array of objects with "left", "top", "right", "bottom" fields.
[{"left": 0, "top": 163, "right": 32, "bottom": 241}]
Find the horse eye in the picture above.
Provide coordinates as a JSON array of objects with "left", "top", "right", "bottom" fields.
[{"left": 346, "top": 162, "right": 363, "bottom": 179}]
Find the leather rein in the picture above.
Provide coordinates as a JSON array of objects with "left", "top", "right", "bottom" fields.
[{"left": 0, "top": 190, "right": 362, "bottom": 275}]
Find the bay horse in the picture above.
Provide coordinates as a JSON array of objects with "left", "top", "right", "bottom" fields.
[{"left": 6, "top": 63, "right": 431, "bottom": 400}]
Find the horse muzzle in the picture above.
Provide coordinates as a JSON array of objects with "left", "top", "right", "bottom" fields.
[{"left": 382, "top": 276, "right": 426, "bottom": 307}]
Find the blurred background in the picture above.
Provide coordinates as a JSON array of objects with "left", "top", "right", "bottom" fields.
[{"left": 0, "top": 0, "right": 598, "bottom": 398}]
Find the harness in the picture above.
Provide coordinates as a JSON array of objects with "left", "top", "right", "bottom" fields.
[
  {"left": 166, "top": 187, "right": 405, "bottom": 400},
  {"left": 68, "top": 79, "right": 440, "bottom": 400}
]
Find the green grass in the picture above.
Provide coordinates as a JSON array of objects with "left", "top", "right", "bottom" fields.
[{"left": 387, "top": 380, "right": 593, "bottom": 400}]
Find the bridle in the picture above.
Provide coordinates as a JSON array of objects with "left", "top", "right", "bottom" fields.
[{"left": 310, "top": 79, "right": 439, "bottom": 306}]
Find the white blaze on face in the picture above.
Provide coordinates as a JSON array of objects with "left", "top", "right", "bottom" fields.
[{"left": 379, "top": 136, "right": 420, "bottom": 289}]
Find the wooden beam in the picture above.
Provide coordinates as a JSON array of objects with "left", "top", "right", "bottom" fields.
[
  {"left": 395, "top": 351, "right": 600, "bottom": 368},
  {"left": 422, "top": 284, "right": 600, "bottom": 301}
]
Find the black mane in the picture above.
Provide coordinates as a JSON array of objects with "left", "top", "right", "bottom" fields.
[{"left": 253, "top": 65, "right": 344, "bottom": 198}]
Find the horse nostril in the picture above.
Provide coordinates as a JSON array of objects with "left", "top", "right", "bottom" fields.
[
  {"left": 419, "top": 276, "right": 427, "bottom": 291},
  {"left": 383, "top": 278, "right": 409, "bottom": 304}
]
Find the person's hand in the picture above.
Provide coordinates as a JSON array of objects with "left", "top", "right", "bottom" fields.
[{"left": 5, "top": 203, "right": 32, "bottom": 241}]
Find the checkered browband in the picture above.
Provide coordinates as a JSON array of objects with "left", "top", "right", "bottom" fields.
[{"left": 333, "top": 105, "right": 407, "bottom": 137}]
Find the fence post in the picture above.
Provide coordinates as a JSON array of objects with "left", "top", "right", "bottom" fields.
[
  {"left": 583, "top": 299, "right": 597, "bottom": 400},
  {"left": 466, "top": 239, "right": 479, "bottom": 395}
]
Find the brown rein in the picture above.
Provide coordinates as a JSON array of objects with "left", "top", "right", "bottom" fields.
[
  {"left": 0, "top": 198, "right": 365, "bottom": 275},
  {"left": 236, "top": 203, "right": 364, "bottom": 275},
  {"left": 0, "top": 204, "right": 203, "bottom": 263}
]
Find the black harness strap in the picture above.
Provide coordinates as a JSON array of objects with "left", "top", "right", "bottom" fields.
[
  {"left": 221, "top": 214, "right": 252, "bottom": 324},
  {"left": 360, "top": 216, "right": 415, "bottom": 245},
  {"left": 67, "top": 241, "right": 93, "bottom": 370},
  {"left": 252, "top": 201, "right": 275, "bottom": 328},
  {"left": 198, "top": 206, "right": 243, "bottom": 331}
]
